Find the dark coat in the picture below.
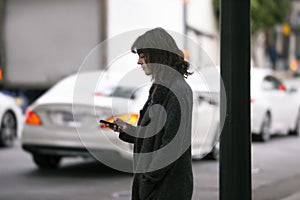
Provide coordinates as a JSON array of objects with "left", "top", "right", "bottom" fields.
[{"left": 119, "top": 77, "right": 193, "bottom": 200}]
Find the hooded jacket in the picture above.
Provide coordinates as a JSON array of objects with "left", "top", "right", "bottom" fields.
[{"left": 119, "top": 76, "right": 193, "bottom": 200}]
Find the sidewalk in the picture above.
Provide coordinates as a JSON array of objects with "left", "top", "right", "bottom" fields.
[
  {"left": 281, "top": 192, "right": 300, "bottom": 200},
  {"left": 252, "top": 173, "right": 300, "bottom": 200}
]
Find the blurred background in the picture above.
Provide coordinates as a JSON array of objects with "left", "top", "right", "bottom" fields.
[
  {"left": 0, "top": 1, "right": 300, "bottom": 200},
  {"left": 0, "top": 0, "right": 299, "bottom": 109}
]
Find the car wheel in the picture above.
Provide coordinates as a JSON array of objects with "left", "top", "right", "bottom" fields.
[
  {"left": 0, "top": 111, "right": 17, "bottom": 147},
  {"left": 290, "top": 111, "right": 300, "bottom": 136},
  {"left": 203, "top": 143, "right": 219, "bottom": 161},
  {"left": 258, "top": 113, "right": 271, "bottom": 142},
  {"left": 33, "top": 154, "right": 61, "bottom": 169}
]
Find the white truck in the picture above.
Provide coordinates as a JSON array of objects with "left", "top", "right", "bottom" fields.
[{"left": 0, "top": 0, "right": 106, "bottom": 105}]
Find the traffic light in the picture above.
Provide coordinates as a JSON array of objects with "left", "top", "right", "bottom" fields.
[{"left": 282, "top": 23, "right": 291, "bottom": 36}]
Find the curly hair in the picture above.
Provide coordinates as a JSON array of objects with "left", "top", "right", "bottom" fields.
[{"left": 131, "top": 28, "right": 192, "bottom": 78}]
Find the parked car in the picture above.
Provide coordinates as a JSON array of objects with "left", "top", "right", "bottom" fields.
[
  {"left": 22, "top": 69, "right": 220, "bottom": 168},
  {"left": 251, "top": 68, "right": 300, "bottom": 141},
  {"left": 0, "top": 92, "right": 23, "bottom": 147}
]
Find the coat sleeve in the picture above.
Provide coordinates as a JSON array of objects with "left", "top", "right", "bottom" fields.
[{"left": 119, "top": 124, "right": 137, "bottom": 144}]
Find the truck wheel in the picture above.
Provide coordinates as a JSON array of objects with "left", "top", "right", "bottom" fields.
[
  {"left": 33, "top": 154, "right": 61, "bottom": 169},
  {"left": 0, "top": 111, "right": 16, "bottom": 147}
]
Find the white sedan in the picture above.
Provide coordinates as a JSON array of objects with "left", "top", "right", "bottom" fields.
[
  {"left": 21, "top": 70, "right": 220, "bottom": 169},
  {"left": 251, "top": 68, "right": 300, "bottom": 141},
  {"left": 0, "top": 92, "right": 23, "bottom": 147}
]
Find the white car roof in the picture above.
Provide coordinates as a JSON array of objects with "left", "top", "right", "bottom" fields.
[
  {"left": 251, "top": 67, "right": 274, "bottom": 89},
  {"left": 35, "top": 70, "right": 117, "bottom": 105},
  {"left": 187, "top": 66, "right": 221, "bottom": 93}
]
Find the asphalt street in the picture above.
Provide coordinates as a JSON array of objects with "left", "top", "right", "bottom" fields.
[
  {"left": 0, "top": 76, "right": 299, "bottom": 200},
  {"left": 1, "top": 132, "right": 300, "bottom": 200}
]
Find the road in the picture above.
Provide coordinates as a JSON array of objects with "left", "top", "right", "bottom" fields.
[
  {"left": 1, "top": 77, "right": 299, "bottom": 200},
  {"left": 1, "top": 134, "right": 300, "bottom": 200},
  {"left": 0, "top": 139, "right": 218, "bottom": 200}
]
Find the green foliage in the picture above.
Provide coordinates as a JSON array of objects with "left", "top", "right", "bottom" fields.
[
  {"left": 212, "top": 0, "right": 290, "bottom": 33},
  {"left": 213, "top": 0, "right": 220, "bottom": 24}
]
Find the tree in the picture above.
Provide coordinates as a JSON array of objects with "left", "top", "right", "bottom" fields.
[
  {"left": 213, "top": 0, "right": 290, "bottom": 67},
  {"left": 213, "top": 0, "right": 290, "bottom": 34}
]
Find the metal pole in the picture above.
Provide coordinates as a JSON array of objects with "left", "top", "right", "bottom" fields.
[
  {"left": 0, "top": 0, "right": 5, "bottom": 89},
  {"left": 99, "top": 0, "right": 107, "bottom": 70},
  {"left": 219, "top": 0, "right": 251, "bottom": 199},
  {"left": 183, "top": 0, "right": 188, "bottom": 51}
]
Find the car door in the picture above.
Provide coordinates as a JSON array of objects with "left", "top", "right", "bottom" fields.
[
  {"left": 261, "top": 75, "right": 291, "bottom": 133},
  {"left": 191, "top": 91, "right": 219, "bottom": 156}
]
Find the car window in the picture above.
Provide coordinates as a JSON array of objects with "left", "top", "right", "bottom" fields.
[
  {"left": 110, "top": 87, "right": 136, "bottom": 99},
  {"left": 109, "top": 85, "right": 150, "bottom": 100},
  {"left": 262, "top": 75, "right": 283, "bottom": 91},
  {"left": 196, "top": 91, "right": 220, "bottom": 106}
]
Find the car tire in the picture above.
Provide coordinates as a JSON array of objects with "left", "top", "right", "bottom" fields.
[
  {"left": 0, "top": 111, "right": 17, "bottom": 147},
  {"left": 258, "top": 113, "right": 271, "bottom": 142},
  {"left": 33, "top": 154, "right": 61, "bottom": 169},
  {"left": 290, "top": 111, "right": 300, "bottom": 136},
  {"left": 203, "top": 143, "right": 220, "bottom": 161}
]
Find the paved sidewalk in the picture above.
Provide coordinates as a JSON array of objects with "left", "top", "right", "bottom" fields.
[
  {"left": 253, "top": 174, "right": 300, "bottom": 200},
  {"left": 281, "top": 192, "right": 300, "bottom": 200}
]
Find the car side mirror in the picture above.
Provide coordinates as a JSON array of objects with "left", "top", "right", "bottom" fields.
[
  {"left": 198, "top": 95, "right": 219, "bottom": 106},
  {"left": 287, "top": 87, "right": 298, "bottom": 93},
  {"left": 130, "top": 92, "right": 137, "bottom": 99}
]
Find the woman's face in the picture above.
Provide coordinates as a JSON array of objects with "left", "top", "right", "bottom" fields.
[{"left": 137, "top": 53, "right": 152, "bottom": 76}]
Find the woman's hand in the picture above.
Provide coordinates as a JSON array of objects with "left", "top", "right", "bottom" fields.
[{"left": 113, "top": 118, "right": 127, "bottom": 132}]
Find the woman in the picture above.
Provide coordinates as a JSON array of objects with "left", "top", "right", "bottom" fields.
[{"left": 114, "top": 27, "right": 193, "bottom": 200}]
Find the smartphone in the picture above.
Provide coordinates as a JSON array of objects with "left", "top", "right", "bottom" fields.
[{"left": 99, "top": 120, "right": 119, "bottom": 129}]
